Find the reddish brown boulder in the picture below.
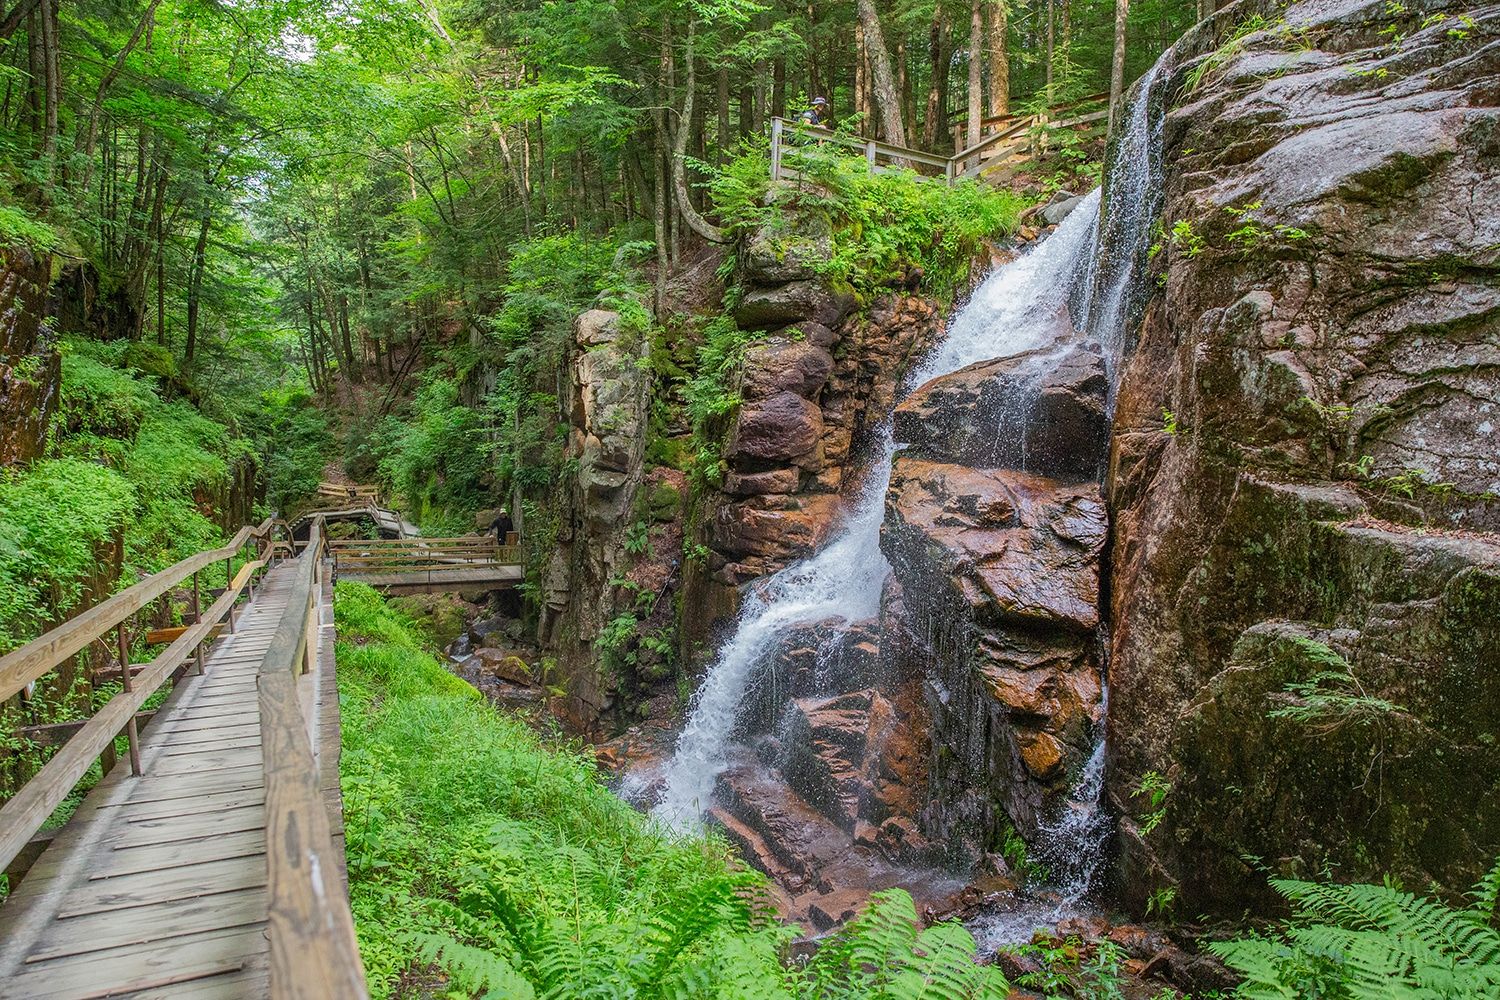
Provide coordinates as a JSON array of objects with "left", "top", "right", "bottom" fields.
[
  {"left": 723, "top": 466, "right": 801, "bottom": 496},
  {"left": 711, "top": 493, "right": 842, "bottom": 562},
  {"left": 743, "top": 339, "right": 835, "bottom": 400},
  {"left": 884, "top": 459, "right": 1105, "bottom": 632},
  {"left": 728, "top": 390, "right": 825, "bottom": 467}
]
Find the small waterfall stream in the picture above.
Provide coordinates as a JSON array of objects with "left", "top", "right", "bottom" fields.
[
  {"left": 653, "top": 202, "right": 1103, "bottom": 830},
  {"left": 654, "top": 53, "right": 1172, "bottom": 936}
]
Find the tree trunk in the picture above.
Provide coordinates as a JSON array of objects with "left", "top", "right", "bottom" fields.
[
  {"left": 855, "top": 0, "right": 908, "bottom": 147},
  {"left": 36, "top": 0, "right": 57, "bottom": 189},
  {"left": 987, "top": 0, "right": 1009, "bottom": 118},
  {"left": 1108, "top": 0, "right": 1130, "bottom": 137},
  {"left": 184, "top": 194, "right": 211, "bottom": 364},
  {"left": 717, "top": 65, "right": 731, "bottom": 165},
  {"left": 966, "top": 0, "right": 983, "bottom": 152},
  {"left": 922, "top": 6, "right": 949, "bottom": 148},
  {"left": 672, "top": 22, "right": 726, "bottom": 244},
  {"left": 1045, "top": 0, "right": 1055, "bottom": 101},
  {"left": 854, "top": 21, "right": 868, "bottom": 125}
]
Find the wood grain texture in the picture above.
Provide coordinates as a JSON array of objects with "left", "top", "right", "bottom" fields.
[{"left": 0, "top": 536, "right": 367, "bottom": 999}]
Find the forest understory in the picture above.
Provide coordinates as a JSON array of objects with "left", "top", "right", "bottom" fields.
[{"left": 2, "top": 0, "right": 1498, "bottom": 997}]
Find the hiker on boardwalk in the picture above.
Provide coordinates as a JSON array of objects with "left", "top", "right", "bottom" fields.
[{"left": 796, "top": 96, "right": 829, "bottom": 129}]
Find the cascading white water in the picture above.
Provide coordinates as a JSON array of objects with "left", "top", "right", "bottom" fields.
[
  {"left": 653, "top": 192, "right": 1104, "bottom": 831},
  {"left": 1078, "top": 59, "right": 1169, "bottom": 384}
]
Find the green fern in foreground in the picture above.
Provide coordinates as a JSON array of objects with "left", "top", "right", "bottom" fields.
[
  {"left": 1211, "top": 858, "right": 1500, "bottom": 998},
  {"left": 796, "top": 888, "right": 1010, "bottom": 1000}
]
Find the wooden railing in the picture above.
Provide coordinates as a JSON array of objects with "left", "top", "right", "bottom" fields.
[
  {"left": 328, "top": 535, "right": 522, "bottom": 578},
  {"left": 257, "top": 517, "right": 368, "bottom": 998},
  {"left": 770, "top": 92, "right": 1110, "bottom": 187},
  {"left": 316, "top": 481, "right": 382, "bottom": 504},
  {"left": 0, "top": 517, "right": 285, "bottom": 876},
  {"left": 770, "top": 117, "right": 957, "bottom": 183}
]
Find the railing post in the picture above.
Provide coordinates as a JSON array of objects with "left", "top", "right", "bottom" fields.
[
  {"left": 770, "top": 117, "right": 783, "bottom": 181},
  {"left": 117, "top": 622, "right": 142, "bottom": 776},
  {"left": 865, "top": 139, "right": 877, "bottom": 173},
  {"left": 191, "top": 571, "right": 205, "bottom": 675}
]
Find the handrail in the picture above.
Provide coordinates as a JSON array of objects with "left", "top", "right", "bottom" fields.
[
  {"left": 0, "top": 516, "right": 282, "bottom": 703},
  {"left": 257, "top": 517, "right": 369, "bottom": 998},
  {"left": 771, "top": 91, "right": 1110, "bottom": 188},
  {"left": 0, "top": 518, "right": 286, "bottom": 875}
]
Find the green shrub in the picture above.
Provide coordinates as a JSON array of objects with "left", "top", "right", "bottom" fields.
[
  {"left": 0, "top": 459, "right": 135, "bottom": 651},
  {"left": 57, "top": 341, "right": 158, "bottom": 439},
  {"left": 711, "top": 140, "right": 1026, "bottom": 303}
]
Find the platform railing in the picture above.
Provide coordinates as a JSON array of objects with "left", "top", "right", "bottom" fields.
[
  {"left": 770, "top": 92, "right": 1110, "bottom": 186},
  {"left": 257, "top": 517, "right": 369, "bottom": 998}
]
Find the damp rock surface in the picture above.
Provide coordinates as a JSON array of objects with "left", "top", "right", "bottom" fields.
[{"left": 1106, "top": 0, "right": 1500, "bottom": 914}]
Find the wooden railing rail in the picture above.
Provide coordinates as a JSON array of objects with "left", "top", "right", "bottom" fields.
[
  {"left": 0, "top": 517, "right": 287, "bottom": 875},
  {"left": 257, "top": 517, "right": 369, "bottom": 998},
  {"left": 771, "top": 91, "right": 1110, "bottom": 187}
]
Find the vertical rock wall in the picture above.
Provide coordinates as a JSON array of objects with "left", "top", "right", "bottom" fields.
[
  {"left": 1106, "top": 0, "right": 1500, "bottom": 913},
  {"left": 882, "top": 344, "right": 1111, "bottom": 859},
  {"left": 0, "top": 247, "right": 59, "bottom": 467}
]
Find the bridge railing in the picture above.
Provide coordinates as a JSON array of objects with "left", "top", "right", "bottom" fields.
[
  {"left": 258, "top": 517, "right": 368, "bottom": 998},
  {"left": 770, "top": 92, "right": 1109, "bottom": 187},
  {"left": 328, "top": 536, "right": 519, "bottom": 574},
  {"left": 0, "top": 516, "right": 287, "bottom": 880}
]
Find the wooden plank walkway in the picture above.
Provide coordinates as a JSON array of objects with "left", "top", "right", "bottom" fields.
[{"left": 0, "top": 564, "right": 344, "bottom": 999}]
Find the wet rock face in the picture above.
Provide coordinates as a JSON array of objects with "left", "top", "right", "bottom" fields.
[
  {"left": 1107, "top": 0, "right": 1500, "bottom": 914},
  {"left": 685, "top": 216, "right": 946, "bottom": 628},
  {"left": 0, "top": 247, "right": 59, "bottom": 467},
  {"left": 895, "top": 344, "right": 1110, "bottom": 481},
  {"left": 882, "top": 343, "right": 1110, "bottom": 856}
]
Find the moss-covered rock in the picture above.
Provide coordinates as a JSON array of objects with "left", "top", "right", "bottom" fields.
[{"left": 1106, "top": 0, "right": 1500, "bottom": 915}]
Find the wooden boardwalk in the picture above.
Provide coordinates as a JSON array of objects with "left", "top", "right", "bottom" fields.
[
  {"left": 0, "top": 565, "right": 344, "bottom": 998},
  {"left": 0, "top": 519, "right": 365, "bottom": 999}
]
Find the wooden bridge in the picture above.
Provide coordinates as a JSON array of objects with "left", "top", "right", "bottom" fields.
[
  {"left": 0, "top": 519, "right": 367, "bottom": 998},
  {"left": 329, "top": 536, "right": 523, "bottom": 596}
]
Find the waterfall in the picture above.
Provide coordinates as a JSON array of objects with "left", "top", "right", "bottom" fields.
[
  {"left": 653, "top": 196, "right": 1103, "bottom": 831},
  {"left": 656, "top": 60, "right": 1171, "bottom": 900},
  {"left": 1079, "top": 59, "right": 1169, "bottom": 386}
]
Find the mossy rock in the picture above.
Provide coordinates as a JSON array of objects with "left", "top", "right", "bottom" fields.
[
  {"left": 123, "top": 342, "right": 178, "bottom": 381},
  {"left": 647, "top": 482, "right": 682, "bottom": 522},
  {"left": 388, "top": 593, "right": 469, "bottom": 651}
]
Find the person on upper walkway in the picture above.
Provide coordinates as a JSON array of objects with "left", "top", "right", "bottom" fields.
[{"left": 796, "top": 96, "right": 829, "bottom": 129}]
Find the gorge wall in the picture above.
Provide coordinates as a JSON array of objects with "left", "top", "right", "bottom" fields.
[{"left": 1107, "top": 0, "right": 1500, "bottom": 913}]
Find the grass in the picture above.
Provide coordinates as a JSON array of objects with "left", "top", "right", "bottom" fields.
[{"left": 333, "top": 582, "right": 774, "bottom": 997}]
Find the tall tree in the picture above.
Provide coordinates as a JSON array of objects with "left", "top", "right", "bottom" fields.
[
  {"left": 854, "top": 0, "right": 907, "bottom": 147},
  {"left": 1108, "top": 0, "right": 1130, "bottom": 136},
  {"left": 966, "top": 0, "right": 983, "bottom": 152},
  {"left": 987, "top": 0, "right": 1009, "bottom": 118}
]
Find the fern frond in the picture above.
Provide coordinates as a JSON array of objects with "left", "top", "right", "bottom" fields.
[
  {"left": 407, "top": 931, "right": 538, "bottom": 1000},
  {"left": 1469, "top": 855, "right": 1500, "bottom": 928}
]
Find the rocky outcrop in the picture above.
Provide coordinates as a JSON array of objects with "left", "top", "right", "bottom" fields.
[
  {"left": 684, "top": 209, "right": 947, "bottom": 641},
  {"left": 1106, "top": 0, "right": 1500, "bottom": 914},
  {"left": 0, "top": 246, "right": 59, "bottom": 466},
  {"left": 882, "top": 344, "right": 1110, "bottom": 855},
  {"left": 537, "top": 308, "right": 652, "bottom": 731}
]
